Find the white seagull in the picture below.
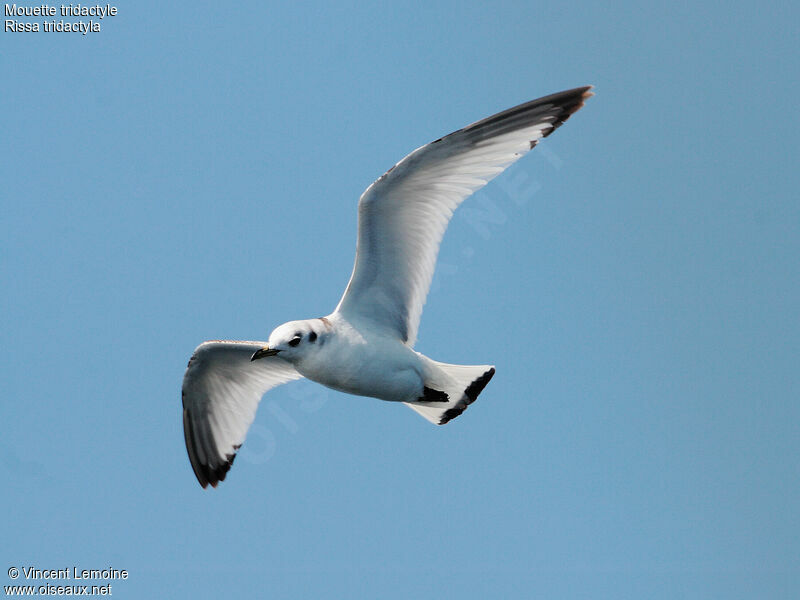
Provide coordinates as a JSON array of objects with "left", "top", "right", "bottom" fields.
[{"left": 182, "top": 86, "right": 593, "bottom": 487}]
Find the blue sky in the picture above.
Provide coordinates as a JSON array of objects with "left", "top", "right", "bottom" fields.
[{"left": 2, "top": 1, "right": 798, "bottom": 598}]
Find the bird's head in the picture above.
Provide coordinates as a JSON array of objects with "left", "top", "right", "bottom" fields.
[{"left": 250, "top": 319, "right": 327, "bottom": 362}]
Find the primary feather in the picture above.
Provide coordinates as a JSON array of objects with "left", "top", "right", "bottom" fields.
[
  {"left": 336, "top": 86, "right": 593, "bottom": 345},
  {"left": 182, "top": 341, "right": 302, "bottom": 488}
]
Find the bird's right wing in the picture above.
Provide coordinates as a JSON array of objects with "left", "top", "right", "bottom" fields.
[{"left": 181, "top": 340, "right": 303, "bottom": 488}]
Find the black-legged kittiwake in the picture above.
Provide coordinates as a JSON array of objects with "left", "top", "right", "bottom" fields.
[{"left": 182, "top": 86, "right": 593, "bottom": 488}]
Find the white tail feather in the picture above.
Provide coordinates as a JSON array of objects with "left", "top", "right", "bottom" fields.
[{"left": 404, "top": 360, "right": 495, "bottom": 425}]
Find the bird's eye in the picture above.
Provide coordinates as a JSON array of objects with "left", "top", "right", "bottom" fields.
[
  {"left": 308, "top": 331, "right": 317, "bottom": 342},
  {"left": 288, "top": 336, "right": 301, "bottom": 347}
]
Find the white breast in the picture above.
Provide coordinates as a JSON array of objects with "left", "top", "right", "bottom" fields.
[{"left": 294, "top": 315, "right": 424, "bottom": 402}]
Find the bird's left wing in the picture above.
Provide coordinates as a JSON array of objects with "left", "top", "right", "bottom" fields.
[
  {"left": 335, "top": 86, "right": 592, "bottom": 346},
  {"left": 181, "top": 340, "right": 303, "bottom": 488}
]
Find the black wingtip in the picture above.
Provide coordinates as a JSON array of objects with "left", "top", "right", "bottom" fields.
[
  {"left": 183, "top": 407, "right": 239, "bottom": 489},
  {"left": 197, "top": 454, "right": 235, "bottom": 489},
  {"left": 540, "top": 86, "right": 594, "bottom": 138},
  {"left": 183, "top": 408, "right": 209, "bottom": 488},
  {"left": 452, "top": 85, "right": 593, "bottom": 148}
]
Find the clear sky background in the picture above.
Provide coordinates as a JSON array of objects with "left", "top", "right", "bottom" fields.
[{"left": 2, "top": 1, "right": 798, "bottom": 598}]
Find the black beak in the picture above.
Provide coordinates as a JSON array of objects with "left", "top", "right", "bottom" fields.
[{"left": 251, "top": 346, "right": 280, "bottom": 361}]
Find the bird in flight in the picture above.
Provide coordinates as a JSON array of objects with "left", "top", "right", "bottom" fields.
[{"left": 182, "top": 86, "right": 593, "bottom": 488}]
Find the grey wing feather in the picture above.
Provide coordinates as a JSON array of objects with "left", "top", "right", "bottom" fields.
[
  {"left": 182, "top": 340, "right": 303, "bottom": 488},
  {"left": 335, "top": 86, "right": 593, "bottom": 345}
]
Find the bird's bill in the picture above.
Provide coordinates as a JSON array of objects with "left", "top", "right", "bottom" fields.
[{"left": 250, "top": 346, "right": 280, "bottom": 361}]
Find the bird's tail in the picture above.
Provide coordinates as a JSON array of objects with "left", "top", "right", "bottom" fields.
[{"left": 404, "top": 359, "right": 495, "bottom": 425}]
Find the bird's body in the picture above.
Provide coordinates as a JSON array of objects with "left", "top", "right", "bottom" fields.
[
  {"left": 277, "top": 314, "right": 425, "bottom": 403},
  {"left": 182, "top": 86, "right": 593, "bottom": 488}
]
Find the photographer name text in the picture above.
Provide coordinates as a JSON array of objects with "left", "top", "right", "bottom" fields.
[{"left": 10, "top": 567, "right": 127, "bottom": 581}]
